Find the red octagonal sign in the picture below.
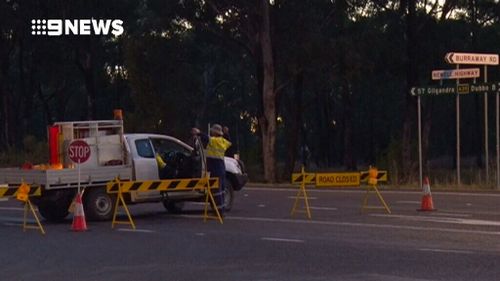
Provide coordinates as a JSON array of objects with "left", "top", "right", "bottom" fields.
[{"left": 68, "top": 140, "right": 91, "bottom": 163}]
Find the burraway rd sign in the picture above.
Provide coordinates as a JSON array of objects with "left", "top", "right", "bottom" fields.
[
  {"left": 411, "top": 82, "right": 500, "bottom": 96},
  {"left": 445, "top": 52, "right": 499, "bottom": 65},
  {"left": 431, "top": 68, "right": 480, "bottom": 80}
]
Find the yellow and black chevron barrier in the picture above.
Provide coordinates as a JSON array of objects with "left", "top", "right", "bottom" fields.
[
  {"left": 106, "top": 178, "right": 219, "bottom": 193},
  {"left": 0, "top": 183, "right": 45, "bottom": 235},
  {"left": 360, "top": 170, "right": 388, "bottom": 183},
  {"left": 290, "top": 166, "right": 313, "bottom": 219},
  {"left": 361, "top": 167, "right": 391, "bottom": 214},
  {"left": 106, "top": 176, "right": 222, "bottom": 229},
  {"left": 291, "top": 172, "right": 316, "bottom": 185},
  {"left": 0, "top": 184, "right": 42, "bottom": 198}
]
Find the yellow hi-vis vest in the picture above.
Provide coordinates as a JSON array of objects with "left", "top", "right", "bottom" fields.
[
  {"left": 156, "top": 153, "right": 166, "bottom": 169},
  {"left": 206, "top": 137, "right": 231, "bottom": 159}
]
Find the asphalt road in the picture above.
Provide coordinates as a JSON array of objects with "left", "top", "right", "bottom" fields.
[{"left": 1, "top": 186, "right": 500, "bottom": 281}]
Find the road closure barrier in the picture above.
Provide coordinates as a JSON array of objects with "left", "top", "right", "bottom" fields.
[
  {"left": 360, "top": 170, "right": 388, "bottom": 183},
  {"left": 291, "top": 167, "right": 391, "bottom": 218},
  {"left": 106, "top": 175, "right": 222, "bottom": 229},
  {"left": 0, "top": 182, "right": 45, "bottom": 235},
  {"left": 290, "top": 166, "right": 313, "bottom": 219},
  {"left": 292, "top": 170, "right": 388, "bottom": 187},
  {"left": 361, "top": 167, "right": 391, "bottom": 214}
]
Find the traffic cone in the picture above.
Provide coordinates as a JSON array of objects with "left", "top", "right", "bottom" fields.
[
  {"left": 71, "top": 192, "right": 87, "bottom": 231},
  {"left": 418, "top": 176, "right": 436, "bottom": 211}
]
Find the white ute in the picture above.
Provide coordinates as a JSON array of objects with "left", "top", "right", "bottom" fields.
[{"left": 0, "top": 120, "right": 248, "bottom": 221}]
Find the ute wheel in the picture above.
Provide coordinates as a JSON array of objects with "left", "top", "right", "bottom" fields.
[
  {"left": 223, "top": 176, "right": 235, "bottom": 212},
  {"left": 38, "top": 199, "right": 70, "bottom": 223},
  {"left": 163, "top": 200, "right": 185, "bottom": 214},
  {"left": 84, "top": 188, "right": 115, "bottom": 221}
]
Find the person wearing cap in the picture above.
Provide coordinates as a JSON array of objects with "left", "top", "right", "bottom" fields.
[{"left": 191, "top": 124, "right": 232, "bottom": 214}]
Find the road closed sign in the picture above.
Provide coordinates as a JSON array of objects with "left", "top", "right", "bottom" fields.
[
  {"left": 316, "top": 172, "right": 360, "bottom": 187},
  {"left": 68, "top": 140, "right": 91, "bottom": 163}
]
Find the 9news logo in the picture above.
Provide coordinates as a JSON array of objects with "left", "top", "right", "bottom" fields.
[{"left": 31, "top": 19, "right": 124, "bottom": 36}]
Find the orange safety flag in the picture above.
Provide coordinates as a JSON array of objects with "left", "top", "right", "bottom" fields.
[
  {"left": 368, "top": 166, "right": 378, "bottom": 186},
  {"left": 16, "top": 183, "right": 31, "bottom": 202}
]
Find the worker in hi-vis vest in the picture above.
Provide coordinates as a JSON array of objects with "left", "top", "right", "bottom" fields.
[
  {"left": 191, "top": 124, "right": 231, "bottom": 214},
  {"left": 155, "top": 152, "right": 167, "bottom": 179}
]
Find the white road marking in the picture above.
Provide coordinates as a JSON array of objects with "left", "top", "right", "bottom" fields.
[
  {"left": 190, "top": 202, "right": 207, "bottom": 206},
  {"left": 371, "top": 214, "right": 500, "bottom": 227},
  {"left": 396, "top": 201, "right": 420, "bottom": 204},
  {"left": 258, "top": 204, "right": 266, "bottom": 208},
  {"left": 0, "top": 198, "right": 9, "bottom": 202},
  {"left": 310, "top": 207, "right": 338, "bottom": 211},
  {"left": 432, "top": 212, "right": 471, "bottom": 218},
  {"left": 261, "top": 237, "right": 305, "bottom": 243},
  {"left": 217, "top": 216, "right": 500, "bottom": 236},
  {"left": 419, "top": 248, "right": 475, "bottom": 255},
  {"left": 287, "top": 196, "right": 317, "bottom": 200},
  {"left": 195, "top": 233, "right": 205, "bottom": 236},
  {"left": 117, "top": 228, "right": 154, "bottom": 233},
  {"left": 3, "top": 222, "right": 24, "bottom": 227},
  {"left": 0, "top": 216, "right": 33, "bottom": 223},
  {"left": 245, "top": 187, "right": 500, "bottom": 197},
  {"left": 0, "top": 206, "right": 25, "bottom": 211}
]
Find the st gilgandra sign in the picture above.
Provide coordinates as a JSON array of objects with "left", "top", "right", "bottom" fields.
[{"left": 411, "top": 82, "right": 500, "bottom": 96}]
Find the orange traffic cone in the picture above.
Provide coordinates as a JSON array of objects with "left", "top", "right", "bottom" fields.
[
  {"left": 71, "top": 192, "right": 87, "bottom": 231},
  {"left": 418, "top": 176, "right": 436, "bottom": 211}
]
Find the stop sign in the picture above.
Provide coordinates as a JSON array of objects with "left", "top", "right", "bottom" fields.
[{"left": 68, "top": 140, "right": 91, "bottom": 163}]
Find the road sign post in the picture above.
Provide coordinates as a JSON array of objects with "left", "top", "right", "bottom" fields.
[
  {"left": 446, "top": 52, "right": 499, "bottom": 187},
  {"left": 68, "top": 140, "right": 91, "bottom": 193},
  {"left": 484, "top": 65, "right": 489, "bottom": 184},
  {"left": 417, "top": 95, "right": 422, "bottom": 190},
  {"left": 497, "top": 92, "right": 500, "bottom": 189},
  {"left": 456, "top": 65, "right": 461, "bottom": 187}
]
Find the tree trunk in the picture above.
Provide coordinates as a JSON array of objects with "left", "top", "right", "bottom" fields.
[
  {"left": 0, "top": 54, "right": 13, "bottom": 148},
  {"left": 82, "top": 52, "right": 96, "bottom": 120},
  {"left": 76, "top": 40, "right": 97, "bottom": 120},
  {"left": 422, "top": 100, "right": 433, "bottom": 174},
  {"left": 401, "top": 0, "right": 418, "bottom": 184},
  {"left": 259, "top": 0, "right": 277, "bottom": 182},
  {"left": 285, "top": 72, "right": 303, "bottom": 176}
]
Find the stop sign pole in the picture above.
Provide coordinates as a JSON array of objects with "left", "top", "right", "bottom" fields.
[{"left": 68, "top": 140, "right": 91, "bottom": 194}]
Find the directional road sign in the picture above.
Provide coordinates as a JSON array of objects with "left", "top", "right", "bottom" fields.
[
  {"left": 445, "top": 52, "right": 499, "bottom": 65},
  {"left": 431, "top": 68, "right": 480, "bottom": 80},
  {"left": 411, "top": 82, "right": 500, "bottom": 96}
]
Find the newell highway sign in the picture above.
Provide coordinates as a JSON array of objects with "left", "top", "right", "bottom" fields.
[
  {"left": 445, "top": 52, "right": 499, "bottom": 65},
  {"left": 431, "top": 68, "right": 480, "bottom": 80},
  {"left": 411, "top": 82, "right": 500, "bottom": 96}
]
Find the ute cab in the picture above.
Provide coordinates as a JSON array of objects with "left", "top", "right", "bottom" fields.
[{"left": 124, "top": 134, "right": 248, "bottom": 212}]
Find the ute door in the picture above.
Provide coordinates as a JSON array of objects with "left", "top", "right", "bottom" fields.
[
  {"left": 150, "top": 137, "right": 195, "bottom": 178},
  {"left": 128, "top": 137, "right": 161, "bottom": 201},
  {"left": 130, "top": 138, "right": 159, "bottom": 180}
]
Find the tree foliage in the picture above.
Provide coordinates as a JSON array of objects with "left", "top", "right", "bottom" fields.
[{"left": 0, "top": 0, "right": 499, "bottom": 183}]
